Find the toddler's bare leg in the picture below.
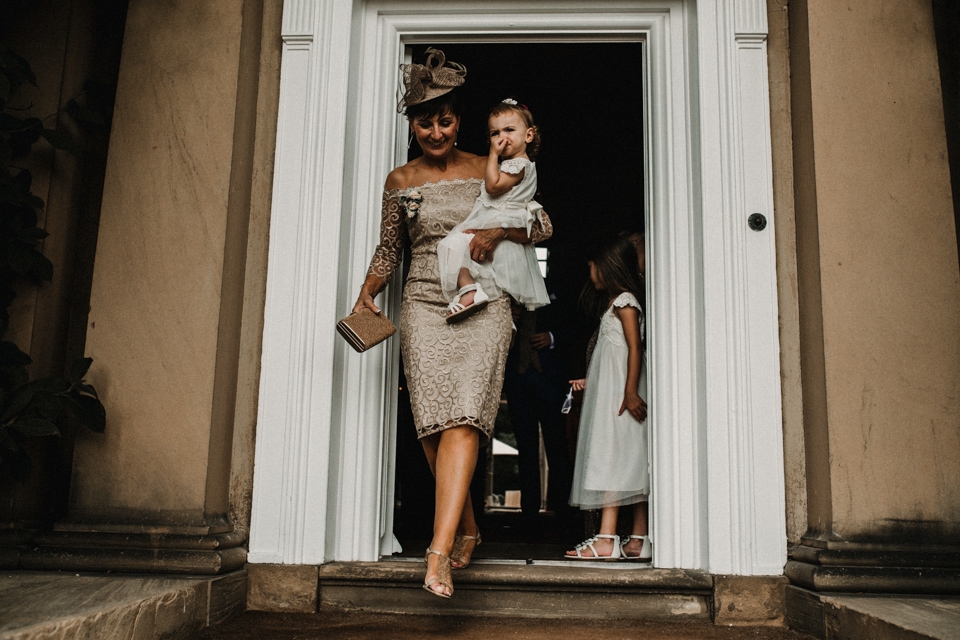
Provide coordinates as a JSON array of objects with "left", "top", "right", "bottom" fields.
[{"left": 456, "top": 267, "right": 476, "bottom": 307}]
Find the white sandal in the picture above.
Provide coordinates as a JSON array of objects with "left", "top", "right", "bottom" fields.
[
  {"left": 446, "top": 283, "right": 489, "bottom": 324},
  {"left": 621, "top": 535, "right": 652, "bottom": 562},
  {"left": 564, "top": 534, "right": 621, "bottom": 561}
]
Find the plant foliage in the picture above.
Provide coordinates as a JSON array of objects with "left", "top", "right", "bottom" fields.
[{"left": 0, "top": 47, "right": 105, "bottom": 481}]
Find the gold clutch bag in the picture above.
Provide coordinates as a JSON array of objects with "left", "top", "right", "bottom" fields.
[{"left": 336, "top": 308, "right": 396, "bottom": 353}]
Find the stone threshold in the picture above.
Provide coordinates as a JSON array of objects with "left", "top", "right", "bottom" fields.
[
  {"left": 315, "top": 560, "right": 715, "bottom": 620},
  {"left": 0, "top": 569, "right": 246, "bottom": 640}
]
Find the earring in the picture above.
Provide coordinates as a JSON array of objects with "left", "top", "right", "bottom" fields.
[
  {"left": 407, "top": 131, "right": 414, "bottom": 149},
  {"left": 454, "top": 129, "right": 459, "bottom": 147}
]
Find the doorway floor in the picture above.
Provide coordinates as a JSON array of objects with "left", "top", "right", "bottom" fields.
[
  {"left": 392, "top": 510, "right": 587, "bottom": 562},
  {"left": 392, "top": 41, "right": 646, "bottom": 567}
]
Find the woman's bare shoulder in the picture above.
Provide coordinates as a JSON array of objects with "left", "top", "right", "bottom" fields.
[
  {"left": 384, "top": 152, "right": 484, "bottom": 190},
  {"left": 464, "top": 152, "right": 486, "bottom": 174},
  {"left": 385, "top": 163, "right": 417, "bottom": 190}
]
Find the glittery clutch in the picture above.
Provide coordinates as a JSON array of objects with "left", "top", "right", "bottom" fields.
[{"left": 336, "top": 308, "right": 396, "bottom": 353}]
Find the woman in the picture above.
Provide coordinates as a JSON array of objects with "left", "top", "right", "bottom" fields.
[{"left": 352, "top": 49, "right": 552, "bottom": 598}]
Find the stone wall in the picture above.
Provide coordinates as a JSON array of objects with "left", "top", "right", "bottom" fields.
[{"left": 790, "top": 0, "right": 960, "bottom": 546}]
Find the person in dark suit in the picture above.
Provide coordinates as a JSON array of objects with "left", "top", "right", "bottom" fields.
[{"left": 503, "top": 272, "right": 578, "bottom": 525}]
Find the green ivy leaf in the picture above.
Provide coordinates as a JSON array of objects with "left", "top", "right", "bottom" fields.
[
  {"left": 0, "top": 387, "right": 33, "bottom": 422},
  {"left": 23, "top": 376, "right": 70, "bottom": 394},
  {"left": 16, "top": 226, "right": 48, "bottom": 242},
  {"left": 6, "top": 242, "right": 37, "bottom": 275},
  {"left": 1, "top": 49, "right": 37, "bottom": 87},
  {"left": 34, "top": 394, "right": 63, "bottom": 421},
  {"left": 38, "top": 127, "right": 78, "bottom": 154},
  {"left": 75, "top": 383, "right": 98, "bottom": 399},
  {"left": 69, "top": 357, "right": 93, "bottom": 384},
  {"left": 0, "top": 341, "right": 32, "bottom": 367},
  {"left": 31, "top": 252, "right": 53, "bottom": 282},
  {"left": 11, "top": 416, "right": 59, "bottom": 437},
  {"left": 64, "top": 393, "right": 105, "bottom": 433}
]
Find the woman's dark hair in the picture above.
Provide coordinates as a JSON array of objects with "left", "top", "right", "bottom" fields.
[
  {"left": 405, "top": 88, "right": 463, "bottom": 120},
  {"left": 580, "top": 234, "right": 646, "bottom": 326},
  {"left": 488, "top": 99, "right": 542, "bottom": 159}
]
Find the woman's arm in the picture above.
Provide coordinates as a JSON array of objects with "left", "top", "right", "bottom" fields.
[
  {"left": 352, "top": 190, "right": 406, "bottom": 314},
  {"left": 616, "top": 304, "right": 647, "bottom": 422},
  {"left": 465, "top": 209, "right": 552, "bottom": 262}
]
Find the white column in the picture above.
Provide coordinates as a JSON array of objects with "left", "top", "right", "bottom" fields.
[
  {"left": 697, "top": 0, "right": 786, "bottom": 574},
  {"left": 248, "top": 0, "right": 355, "bottom": 565}
]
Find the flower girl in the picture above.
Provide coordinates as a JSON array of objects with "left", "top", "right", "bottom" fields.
[
  {"left": 565, "top": 235, "right": 651, "bottom": 561},
  {"left": 436, "top": 99, "right": 550, "bottom": 323}
]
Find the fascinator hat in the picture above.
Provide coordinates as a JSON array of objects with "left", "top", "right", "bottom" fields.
[{"left": 397, "top": 48, "right": 467, "bottom": 113}]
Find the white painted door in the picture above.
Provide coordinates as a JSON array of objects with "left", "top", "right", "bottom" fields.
[{"left": 249, "top": 0, "right": 786, "bottom": 576}]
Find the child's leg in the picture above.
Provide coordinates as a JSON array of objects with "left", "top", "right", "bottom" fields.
[
  {"left": 455, "top": 267, "right": 476, "bottom": 307},
  {"left": 622, "top": 500, "right": 650, "bottom": 558},
  {"left": 631, "top": 500, "right": 648, "bottom": 536},
  {"left": 566, "top": 505, "right": 619, "bottom": 557},
  {"left": 594, "top": 505, "right": 621, "bottom": 555}
]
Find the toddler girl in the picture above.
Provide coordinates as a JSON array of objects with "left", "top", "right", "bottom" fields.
[
  {"left": 565, "top": 235, "right": 651, "bottom": 561},
  {"left": 437, "top": 99, "right": 550, "bottom": 323}
]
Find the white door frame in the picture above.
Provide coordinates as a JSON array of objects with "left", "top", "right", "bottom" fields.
[{"left": 249, "top": 0, "right": 786, "bottom": 575}]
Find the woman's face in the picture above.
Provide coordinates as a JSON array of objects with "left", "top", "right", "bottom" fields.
[{"left": 410, "top": 111, "right": 460, "bottom": 161}]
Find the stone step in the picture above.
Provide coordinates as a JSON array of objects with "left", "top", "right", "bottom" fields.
[
  {"left": 317, "top": 560, "right": 714, "bottom": 620},
  {"left": 786, "top": 586, "right": 960, "bottom": 639},
  {"left": 0, "top": 570, "right": 245, "bottom": 640}
]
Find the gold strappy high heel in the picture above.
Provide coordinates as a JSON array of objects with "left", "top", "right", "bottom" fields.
[
  {"left": 451, "top": 530, "right": 481, "bottom": 569},
  {"left": 423, "top": 548, "right": 453, "bottom": 598}
]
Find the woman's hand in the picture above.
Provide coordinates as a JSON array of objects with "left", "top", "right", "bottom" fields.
[
  {"left": 464, "top": 227, "right": 508, "bottom": 262},
  {"left": 352, "top": 277, "right": 384, "bottom": 315},
  {"left": 619, "top": 392, "right": 647, "bottom": 423},
  {"left": 570, "top": 378, "right": 587, "bottom": 392},
  {"left": 352, "top": 292, "right": 380, "bottom": 315}
]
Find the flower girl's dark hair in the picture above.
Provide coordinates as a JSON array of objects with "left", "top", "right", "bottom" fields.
[
  {"left": 489, "top": 98, "right": 542, "bottom": 159},
  {"left": 580, "top": 234, "right": 646, "bottom": 327}
]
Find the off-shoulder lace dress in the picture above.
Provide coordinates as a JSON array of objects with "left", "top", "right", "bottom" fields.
[
  {"left": 569, "top": 292, "right": 649, "bottom": 509},
  {"left": 367, "top": 178, "right": 553, "bottom": 440}
]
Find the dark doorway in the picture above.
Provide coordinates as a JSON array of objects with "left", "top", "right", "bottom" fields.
[{"left": 392, "top": 42, "right": 645, "bottom": 560}]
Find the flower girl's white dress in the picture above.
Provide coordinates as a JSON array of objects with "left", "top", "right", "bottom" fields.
[
  {"left": 569, "top": 292, "right": 650, "bottom": 509},
  {"left": 436, "top": 158, "right": 550, "bottom": 310}
]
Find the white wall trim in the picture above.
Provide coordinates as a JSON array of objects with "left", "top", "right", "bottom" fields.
[{"left": 249, "top": 0, "right": 787, "bottom": 575}]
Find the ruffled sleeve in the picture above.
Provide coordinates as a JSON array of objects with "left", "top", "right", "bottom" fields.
[
  {"left": 613, "top": 292, "right": 641, "bottom": 310},
  {"left": 499, "top": 157, "right": 530, "bottom": 175},
  {"left": 366, "top": 190, "right": 407, "bottom": 283}
]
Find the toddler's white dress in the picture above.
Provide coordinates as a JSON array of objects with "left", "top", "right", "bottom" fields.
[
  {"left": 569, "top": 292, "right": 650, "bottom": 509},
  {"left": 436, "top": 157, "right": 550, "bottom": 310}
]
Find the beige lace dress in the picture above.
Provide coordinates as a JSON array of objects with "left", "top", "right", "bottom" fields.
[{"left": 367, "top": 178, "right": 552, "bottom": 440}]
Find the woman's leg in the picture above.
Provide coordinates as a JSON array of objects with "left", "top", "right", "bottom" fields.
[{"left": 420, "top": 425, "right": 480, "bottom": 595}]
